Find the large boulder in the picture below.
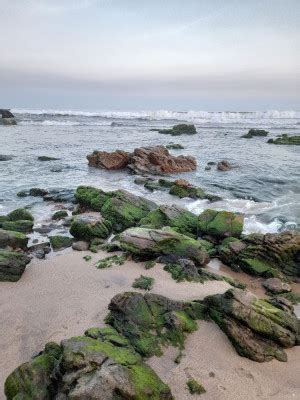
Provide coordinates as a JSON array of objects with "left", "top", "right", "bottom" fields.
[
  {"left": 5, "top": 328, "right": 173, "bottom": 400},
  {"left": 87, "top": 150, "right": 130, "bottom": 169},
  {"left": 74, "top": 186, "right": 109, "bottom": 211},
  {"left": 204, "top": 288, "right": 300, "bottom": 362},
  {"left": 7, "top": 208, "right": 34, "bottom": 222},
  {"left": 0, "top": 109, "right": 15, "bottom": 118},
  {"left": 218, "top": 231, "right": 300, "bottom": 278},
  {"left": 0, "top": 250, "right": 31, "bottom": 281},
  {"left": 198, "top": 209, "right": 243, "bottom": 239},
  {"left": 129, "top": 145, "right": 197, "bottom": 174},
  {"left": 70, "top": 214, "right": 112, "bottom": 241},
  {"left": 118, "top": 227, "right": 210, "bottom": 266},
  {"left": 139, "top": 204, "right": 198, "bottom": 238},
  {"left": 107, "top": 292, "right": 201, "bottom": 357},
  {"left": 0, "top": 229, "right": 28, "bottom": 249},
  {"left": 1, "top": 220, "right": 33, "bottom": 233}
]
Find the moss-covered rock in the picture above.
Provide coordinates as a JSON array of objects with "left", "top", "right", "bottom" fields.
[
  {"left": 132, "top": 275, "right": 154, "bottom": 291},
  {"left": 7, "top": 208, "right": 34, "bottom": 222},
  {"left": 241, "top": 129, "right": 268, "bottom": 138},
  {"left": 0, "top": 215, "right": 8, "bottom": 226},
  {"left": 70, "top": 214, "right": 112, "bottom": 241},
  {"left": 169, "top": 180, "right": 221, "bottom": 202},
  {"left": 5, "top": 327, "right": 173, "bottom": 400},
  {"left": 166, "top": 143, "right": 184, "bottom": 149},
  {"left": 0, "top": 228, "right": 28, "bottom": 249},
  {"left": 119, "top": 227, "right": 210, "bottom": 266},
  {"left": 101, "top": 190, "right": 157, "bottom": 232},
  {"left": 0, "top": 250, "right": 31, "bottom": 281},
  {"left": 2, "top": 220, "right": 33, "bottom": 233},
  {"left": 51, "top": 210, "right": 68, "bottom": 220},
  {"left": 218, "top": 231, "right": 300, "bottom": 279},
  {"left": 158, "top": 124, "right": 197, "bottom": 136},
  {"left": 186, "top": 378, "right": 206, "bottom": 395},
  {"left": 198, "top": 209, "right": 243, "bottom": 239},
  {"left": 139, "top": 204, "right": 198, "bottom": 238},
  {"left": 75, "top": 186, "right": 109, "bottom": 211},
  {"left": 204, "top": 288, "right": 300, "bottom": 362},
  {"left": 106, "top": 292, "right": 201, "bottom": 357},
  {"left": 268, "top": 134, "right": 300, "bottom": 145},
  {"left": 50, "top": 235, "right": 73, "bottom": 251}
]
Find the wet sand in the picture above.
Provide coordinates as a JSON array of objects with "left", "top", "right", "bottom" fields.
[{"left": 0, "top": 250, "right": 299, "bottom": 399}]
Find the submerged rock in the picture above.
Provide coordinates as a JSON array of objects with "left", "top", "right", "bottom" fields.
[
  {"left": 217, "top": 160, "right": 233, "bottom": 171},
  {"left": 166, "top": 143, "right": 184, "bottom": 149},
  {"left": 5, "top": 327, "right": 173, "bottom": 400},
  {"left": 118, "top": 227, "right": 210, "bottom": 266},
  {"left": 37, "top": 156, "right": 60, "bottom": 161},
  {"left": 241, "top": 129, "right": 269, "bottom": 138},
  {"left": 198, "top": 209, "right": 244, "bottom": 239},
  {"left": 0, "top": 155, "right": 14, "bottom": 161},
  {"left": 218, "top": 231, "right": 300, "bottom": 279},
  {"left": 169, "top": 179, "right": 221, "bottom": 202},
  {"left": 158, "top": 124, "right": 197, "bottom": 136},
  {"left": 0, "top": 250, "right": 31, "bottom": 281},
  {"left": 204, "top": 288, "right": 300, "bottom": 362},
  {"left": 268, "top": 134, "right": 300, "bottom": 145}
]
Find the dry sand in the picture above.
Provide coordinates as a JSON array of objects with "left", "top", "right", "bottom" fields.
[{"left": 0, "top": 250, "right": 299, "bottom": 399}]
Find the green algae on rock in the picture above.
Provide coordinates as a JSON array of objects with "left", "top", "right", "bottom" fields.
[
  {"left": 198, "top": 209, "right": 244, "bottom": 239},
  {"left": 95, "top": 254, "right": 126, "bottom": 269},
  {"left": 267, "top": 134, "right": 300, "bottom": 145},
  {"left": 1, "top": 219, "right": 33, "bottom": 233},
  {"left": 7, "top": 208, "right": 34, "bottom": 222},
  {"left": 70, "top": 214, "right": 112, "bottom": 241},
  {"left": 132, "top": 275, "right": 154, "bottom": 291},
  {"left": 106, "top": 292, "right": 202, "bottom": 357},
  {"left": 158, "top": 124, "right": 197, "bottom": 136},
  {"left": 241, "top": 129, "right": 269, "bottom": 138},
  {"left": 218, "top": 231, "right": 300, "bottom": 279},
  {"left": 0, "top": 229, "right": 29, "bottom": 250},
  {"left": 186, "top": 378, "right": 206, "bottom": 395},
  {"left": 51, "top": 210, "right": 68, "bottom": 220},
  {"left": 0, "top": 250, "right": 31, "bottom": 281},
  {"left": 50, "top": 235, "right": 73, "bottom": 251},
  {"left": 119, "top": 227, "right": 210, "bottom": 266},
  {"left": 204, "top": 288, "right": 300, "bottom": 362},
  {"left": 169, "top": 179, "right": 221, "bottom": 202},
  {"left": 139, "top": 204, "right": 198, "bottom": 238},
  {"left": 5, "top": 327, "right": 173, "bottom": 400}
]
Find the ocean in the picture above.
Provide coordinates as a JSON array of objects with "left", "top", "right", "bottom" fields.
[{"left": 0, "top": 109, "right": 299, "bottom": 233}]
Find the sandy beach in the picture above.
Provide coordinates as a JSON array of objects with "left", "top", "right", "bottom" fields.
[{"left": 0, "top": 250, "right": 299, "bottom": 400}]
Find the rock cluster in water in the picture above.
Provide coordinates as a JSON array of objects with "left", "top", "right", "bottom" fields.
[
  {"left": 87, "top": 145, "right": 197, "bottom": 174},
  {"left": 267, "top": 134, "right": 300, "bottom": 145},
  {"left": 0, "top": 109, "right": 17, "bottom": 125}
]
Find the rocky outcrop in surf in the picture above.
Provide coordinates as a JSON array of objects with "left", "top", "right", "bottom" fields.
[
  {"left": 0, "top": 109, "right": 17, "bottom": 125},
  {"left": 87, "top": 145, "right": 197, "bottom": 174}
]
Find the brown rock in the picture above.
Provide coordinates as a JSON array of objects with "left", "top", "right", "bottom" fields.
[
  {"left": 87, "top": 150, "right": 129, "bottom": 170},
  {"left": 174, "top": 179, "right": 190, "bottom": 188},
  {"left": 263, "top": 278, "right": 291, "bottom": 294},
  {"left": 217, "top": 160, "right": 232, "bottom": 171}
]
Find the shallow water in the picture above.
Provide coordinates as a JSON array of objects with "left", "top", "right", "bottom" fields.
[{"left": 0, "top": 109, "right": 299, "bottom": 232}]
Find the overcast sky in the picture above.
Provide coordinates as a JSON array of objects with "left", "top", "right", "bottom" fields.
[{"left": 0, "top": 0, "right": 299, "bottom": 110}]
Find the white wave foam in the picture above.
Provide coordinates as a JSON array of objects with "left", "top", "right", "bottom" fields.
[
  {"left": 243, "top": 216, "right": 282, "bottom": 234},
  {"left": 12, "top": 108, "right": 300, "bottom": 125},
  {"left": 18, "top": 120, "right": 111, "bottom": 126}
]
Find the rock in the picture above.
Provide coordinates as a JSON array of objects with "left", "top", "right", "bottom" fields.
[
  {"left": 51, "top": 210, "right": 68, "bottom": 220},
  {"left": 1, "top": 220, "right": 33, "bottom": 233},
  {"left": 50, "top": 235, "right": 73, "bottom": 251},
  {"left": 241, "top": 129, "right": 269, "bottom": 138},
  {"left": 207, "top": 161, "right": 216, "bottom": 166},
  {"left": 0, "top": 118, "right": 17, "bottom": 126},
  {"left": 70, "top": 214, "right": 112, "bottom": 241},
  {"left": 204, "top": 288, "right": 300, "bottom": 362},
  {"left": 74, "top": 186, "right": 109, "bottom": 211},
  {"left": 205, "top": 166, "right": 211, "bottom": 170},
  {"left": 34, "top": 223, "right": 60, "bottom": 235},
  {"left": 5, "top": 327, "right": 173, "bottom": 400},
  {"left": 7, "top": 208, "right": 34, "bottom": 222},
  {"left": 87, "top": 149, "right": 130, "bottom": 169},
  {"left": 217, "top": 160, "right": 232, "bottom": 171},
  {"left": 43, "top": 188, "right": 75, "bottom": 203},
  {"left": 0, "top": 155, "right": 14, "bottom": 161},
  {"left": 129, "top": 145, "right": 197, "bottom": 174},
  {"left": 118, "top": 227, "right": 210, "bottom": 266},
  {"left": 158, "top": 124, "right": 197, "bottom": 136},
  {"left": 72, "top": 241, "right": 89, "bottom": 251},
  {"left": 218, "top": 231, "right": 300, "bottom": 278},
  {"left": 0, "top": 109, "right": 15, "bottom": 118},
  {"left": 0, "top": 229, "right": 28, "bottom": 249},
  {"left": 100, "top": 189, "right": 157, "bottom": 232},
  {"left": 139, "top": 204, "right": 198, "bottom": 238},
  {"left": 0, "top": 250, "right": 31, "bottom": 281},
  {"left": 37, "top": 156, "right": 60, "bottom": 161},
  {"left": 107, "top": 292, "right": 201, "bottom": 357},
  {"left": 29, "top": 188, "right": 49, "bottom": 197},
  {"left": 166, "top": 143, "right": 184, "bottom": 149},
  {"left": 263, "top": 278, "right": 291, "bottom": 294},
  {"left": 169, "top": 179, "right": 221, "bottom": 202},
  {"left": 198, "top": 209, "right": 244, "bottom": 239},
  {"left": 28, "top": 242, "right": 51, "bottom": 259},
  {"left": 268, "top": 134, "right": 300, "bottom": 145}
]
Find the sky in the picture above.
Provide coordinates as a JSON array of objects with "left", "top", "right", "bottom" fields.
[{"left": 0, "top": 0, "right": 299, "bottom": 110}]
